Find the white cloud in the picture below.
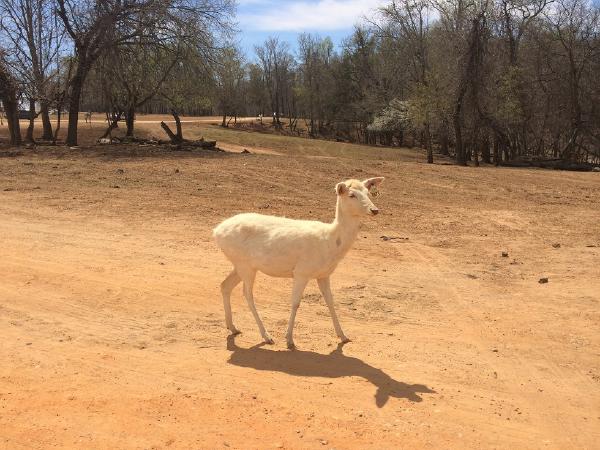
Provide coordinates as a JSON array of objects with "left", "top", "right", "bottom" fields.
[
  {"left": 237, "top": 0, "right": 272, "bottom": 5},
  {"left": 238, "top": 0, "right": 386, "bottom": 32}
]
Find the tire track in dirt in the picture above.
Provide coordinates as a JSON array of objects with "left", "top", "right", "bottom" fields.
[{"left": 402, "top": 242, "right": 600, "bottom": 448}]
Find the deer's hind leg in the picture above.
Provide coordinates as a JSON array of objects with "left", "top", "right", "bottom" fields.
[
  {"left": 221, "top": 269, "right": 241, "bottom": 334},
  {"left": 285, "top": 276, "right": 309, "bottom": 349},
  {"left": 235, "top": 264, "right": 274, "bottom": 345}
]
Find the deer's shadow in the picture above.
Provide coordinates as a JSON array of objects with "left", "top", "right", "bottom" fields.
[{"left": 226, "top": 336, "right": 435, "bottom": 407}]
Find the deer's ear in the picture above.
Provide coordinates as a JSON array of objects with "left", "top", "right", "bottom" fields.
[
  {"left": 336, "top": 182, "right": 348, "bottom": 196},
  {"left": 362, "top": 177, "right": 385, "bottom": 190}
]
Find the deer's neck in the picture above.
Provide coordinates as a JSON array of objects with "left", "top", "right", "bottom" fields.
[{"left": 330, "top": 200, "right": 361, "bottom": 253}]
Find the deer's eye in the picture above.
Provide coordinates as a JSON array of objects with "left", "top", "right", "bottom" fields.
[{"left": 349, "top": 193, "right": 356, "bottom": 198}]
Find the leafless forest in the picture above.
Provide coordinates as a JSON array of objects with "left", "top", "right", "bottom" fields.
[{"left": 1, "top": 0, "right": 599, "bottom": 166}]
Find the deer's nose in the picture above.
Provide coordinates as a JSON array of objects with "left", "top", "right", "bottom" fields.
[{"left": 370, "top": 208, "right": 379, "bottom": 215}]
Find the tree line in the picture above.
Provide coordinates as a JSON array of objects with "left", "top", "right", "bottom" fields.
[
  {"left": 0, "top": 0, "right": 234, "bottom": 146},
  {"left": 221, "top": 0, "right": 599, "bottom": 165},
  {"left": 1, "top": 0, "right": 599, "bottom": 165}
]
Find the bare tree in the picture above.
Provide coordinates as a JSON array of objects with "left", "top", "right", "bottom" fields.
[
  {"left": 544, "top": 0, "right": 599, "bottom": 160},
  {"left": 256, "top": 37, "right": 293, "bottom": 128},
  {"left": 57, "top": 0, "right": 234, "bottom": 145},
  {"left": 96, "top": 42, "right": 183, "bottom": 138},
  {"left": 298, "top": 34, "right": 335, "bottom": 137},
  {"left": 377, "top": 0, "right": 435, "bottom": 162},
  {"left": 0, "top": 53, "right": 22, "bottom": 145},
  {"left": 215, "top": 46, "right": 245, "bottom": 127},
  {"left": 0, "top": 0, "right": 65, "bottom": 141},
  {"left": 56, "top": 0, "right": 148, "bottom": 145}
]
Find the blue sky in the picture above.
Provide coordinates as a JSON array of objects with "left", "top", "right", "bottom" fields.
[{"left": 235, "top": 0, "right": 387, "bottom": 58}]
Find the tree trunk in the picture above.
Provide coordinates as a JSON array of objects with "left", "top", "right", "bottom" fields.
[
  {"left": 2, "top": 90, "right": 22, "bottom": 146},
  {"left": 493, "top": 135, "right": 500, "bottom": 166},
  {"left": 481, "top": 135, "right": 491, "bottom": 164},
  {"left": 160, "top": 110, "right": 184, "bottom": 144},
  {"left": 173, "top": 110, "right": 183, "bottom": 140},
  {"left": 439, "top": 124, "right": 449, "bottom": 155},
  {"left": 125, "top": 107, "right": 135, "bottom": 136},
  {"left": 453, "top": 67, "right": 468, "bottom": 166},
  {"left": 66, "top": 70, "right": 84, "bottom": 146},
  {"left": 453, "top": 112, "right": 466, "bottom": 166},
  {"left": 53, "top": 105, "right": 63, "bottom": 145},
  {"left": 425, "top": 122, "right": 433, "bottom": 164},
  {"left": 160, "top": 122, "right": 180, "bottom": 142},
  {"left": 26, "top": 98, "right": 36, "bottom": 143},
  {"left": 274, "top": 90, "right": 281, "bottom": 128},
  {"left": 222, "top": 113, "right": 227, "bottom": 127},
  {"left": 100, "top": 112, "right": 122, "bottom": 139},
  {"left": 40, "top": 102, "right": 53, "bottom": 140}
]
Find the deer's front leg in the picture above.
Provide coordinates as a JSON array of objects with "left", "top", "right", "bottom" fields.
[{"left": 317, "top": 277, "right": 350, "bottom": 343}]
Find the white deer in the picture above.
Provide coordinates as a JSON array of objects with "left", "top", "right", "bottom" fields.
[{"left": 213, "top": 177, "right": 384, "bottom": 349}]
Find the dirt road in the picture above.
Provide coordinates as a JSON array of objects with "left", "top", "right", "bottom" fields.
[{"left": 0, "top": 136, "right": 599, "bottom": 449}]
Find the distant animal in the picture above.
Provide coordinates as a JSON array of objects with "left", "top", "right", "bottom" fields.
[
  {"left": 84, "top": 111, "right": 92, "bottom": 123},
  {"left": 213, "top": 177, "right": 384, "bottom": 349}
]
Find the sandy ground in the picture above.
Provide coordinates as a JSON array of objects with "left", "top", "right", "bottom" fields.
[{"left": 1, "top": 118, "right": 599, "bottom": 449}]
